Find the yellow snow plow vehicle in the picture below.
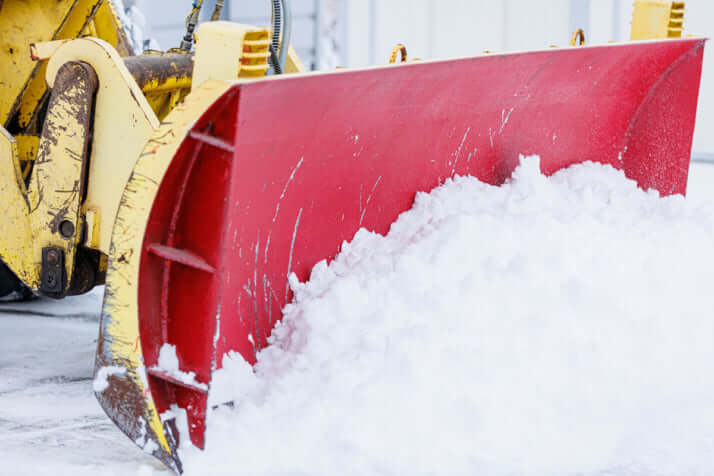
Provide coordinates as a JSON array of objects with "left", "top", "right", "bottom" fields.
[{"left": 0, "top": 0, "right": 705, "bottom": 472}]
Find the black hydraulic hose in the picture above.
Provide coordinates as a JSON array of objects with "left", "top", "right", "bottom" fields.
[
  {"left": 270, "top": 0, "right": 282, "bottom": 73},
  {"left": 269, "top": 45, "right": 283, "bottom": 75},
  {"left": 278, "top": 0, "right": 292, "bottom": 72},
  {"left": 269, "top": 0, "right": 292, "bottom": 74}
]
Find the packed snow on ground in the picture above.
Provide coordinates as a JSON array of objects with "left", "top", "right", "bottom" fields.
[
  {"left": 3, "top": 160, "right": 714, "bottom": 476},
  {"left": 0, "top": 288, "right": 162, "bottom": 476}
]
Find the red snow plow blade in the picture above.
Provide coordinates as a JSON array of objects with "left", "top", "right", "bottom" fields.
[{"left": 97, "top": 37, "right": 705, "bottom": 471}]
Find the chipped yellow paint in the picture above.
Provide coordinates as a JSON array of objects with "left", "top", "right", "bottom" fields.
[
  {"left": 26, "top": 62, "right": 96, "bottom": 290},
  {"left": 0, "top": 20, "right": 306, "bottom": 462},
  {"left": 30, "top": 40, "right": 71, "bottom": 62},
  {"left": 45, "top": 38, "right": 160, "bottom": 256},
  {"left": 101, "top": 79, "right": 233, "bottom": 458},
  {"left": 127, "top": 53, "right": 194, "bottom": 120},
  {"left": 0, "top": 36, "right": 158, "bottom": 294},
  {"left": 14, "top": 0, "right": 106, "bottom": 129},
  {"left": 1, "top": 21, "right": 305, "bottom": 294},
  {"left": 135, "top": 69, "right": 194, "bottom": 94},
  {"left": 1, "top": 0, "right": 132, "bottom": 201},
  {"left": 0, "top": 0, "right": 77, "bottom": 126},
  {"left": 0, "top": 127, "right": 35, "bottom": 285}
]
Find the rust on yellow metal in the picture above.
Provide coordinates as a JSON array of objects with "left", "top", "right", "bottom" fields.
[
  {"left": 1, "top": 0, "right": 134, "bottom": 184},
  {"left": 126, "top": 58, "right": 194, "bottom": 94},
  {"left": 143, "top": 90, "right": 192, "bottom": 123},
  {"left": 93, "top": 25, "right": 307, "bottom": 457},
  {"left": 30, "top": 40, "right": 73, "bottom": 62},
  {"left": 0, "top": 61, "right": 97, "bottom": 293},
  {"left": 97, "top": 80, "right": 233, "bottom": 465},
  {"left": 389, "top": 43, "right": 408, "bottom": 63},
  {"left": 570, "top": 28, "right": 586, "bottom": 46},
  {"left": 0, "top": 22, "right": 307, "bottom": 295},
  {"left": 123, "top": 53, "right": 194, "bottom": 120},
  {"left": 631, "top": 1, "right": 685, "bottom": 40},
  {"left": 0, "top": 0, "right": 78, "bottom": 126},
  {"left": 25, "top": 62, "right": 97, "bottom": 292},
  {"left": 1, "top": 35, "right": 160, "bottom": 293},
  {"left": 44, "top": 37, "right": 159, "bottom": 257},
  {"left": 14, "top": 0, "right": 106, "bottom": 130}
]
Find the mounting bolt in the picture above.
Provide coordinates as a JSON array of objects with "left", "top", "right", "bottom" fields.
[
  {"left": 59, "top": 220, "right": 75, "bottom": 238},
  {"left": 46, "top": 249, "right": 60, "bottom": 265},
  {"left": 40, "top": 247, "right": 66, "bottom": 297}
]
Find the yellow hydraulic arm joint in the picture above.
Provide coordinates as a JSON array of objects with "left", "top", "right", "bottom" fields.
[
  {"left": 0, "top": 61, "right": 98, "bottom": 296},
  {"left": 28, "top": 62, "right": 98, "bottom": 297},
  {"left": 0, "top": 9, "right": 308, "bottom": 300},
  {"left": 1, "top": 0, "right": 135, "bottom": 190},
  {"left": 0, "top": 0, "right": 131, "bottom": 130}
]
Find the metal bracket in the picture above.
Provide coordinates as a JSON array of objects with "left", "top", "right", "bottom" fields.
[
  {"left": 29, "top": 61, "right": 98, "bottom": 297},
  {"left": 40, "top": 247, "right": 66, "bottom": 297}
]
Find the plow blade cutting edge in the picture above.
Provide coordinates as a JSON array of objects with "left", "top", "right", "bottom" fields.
[{"left": 95, "top": 38, "right": 705, "bottom": 471}]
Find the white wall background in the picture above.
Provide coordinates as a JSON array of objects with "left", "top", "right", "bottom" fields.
[
  {"left": 134, "top": 0, "right": 712, "bottom": 156},
  {"left": 339, "top": 0, "right": 712, "bottom": 156}
]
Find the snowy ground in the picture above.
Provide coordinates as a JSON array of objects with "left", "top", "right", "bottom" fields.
[
  {"left": 0, "top": 289, "right": 164, "bottom": 476},
  {"left": 2, "top": 162, "right": 714, "bottom": 476}
]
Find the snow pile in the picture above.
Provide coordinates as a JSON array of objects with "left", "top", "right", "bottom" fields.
[
  {"left": 152, "top": 344, "right": 208, "bottom": 392},
  {"left": 182, "top": 157, "right": 714, "bottom": 476}
]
